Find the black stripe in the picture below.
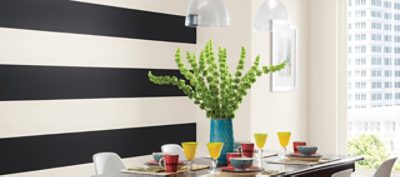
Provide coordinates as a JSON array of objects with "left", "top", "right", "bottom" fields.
[
  {"left": 0, "top": 123, "right": 196, "bottom": 175},
  {"left": 0, "top": 65, "right": 185, "bottom": 101},
  {"left": 0, "top": 0, "right": 196, "bottom": 43}
]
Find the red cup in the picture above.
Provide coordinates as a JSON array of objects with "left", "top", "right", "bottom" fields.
[
  {"left": 293, "top": 141, "right": 307, "bottom": 153},
  {"left": 159, "top": 154, "right": 179, "bottom": 173},
  {"left": 240, "top": 143, "right": 255, "bottom": 157},
  {"left": 226, "top": 152, "right": 242, "bottom": 166}
]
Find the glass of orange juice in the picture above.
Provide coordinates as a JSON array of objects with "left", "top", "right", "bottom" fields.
[
  {"left": 254, "top": 133, "right": 268, "bottom": 168},
  {"left": 277, "top": 132, "right": 291, "bottom": 155},
  {"left": 182, "top": 142, "right": 198, "bottom": 174},
  {"left": 207, "top": 142, "right": 223, "bottom": 174}
]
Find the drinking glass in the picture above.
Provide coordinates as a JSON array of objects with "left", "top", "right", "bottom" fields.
[
  {"left": 254, "top": 133, "right": 268, "bottom": 168},
  {"left": 181, "top": 142, "right": 198, "bottom": 174},
  {"left": 277, "top": 132, "right": 291, "bottom": 156},
  {"left": 207, "top": 142, "right": 224, "bottom": 174}
]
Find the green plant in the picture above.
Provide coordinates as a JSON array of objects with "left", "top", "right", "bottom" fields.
[
  {"left": 148, "top": 40, "right": 286, "bottom": 119},
  {"left": 395, "top": 162, "right": 400, "bottom": 171},
  {"left": 348, "top": 134, "right": 390, "bottom": 170}
]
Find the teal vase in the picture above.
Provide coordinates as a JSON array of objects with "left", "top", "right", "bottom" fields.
[{"left": 210, "top": 118, "right": 234, "bottom": 165}]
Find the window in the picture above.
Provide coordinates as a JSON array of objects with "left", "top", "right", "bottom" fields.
[
  {"left": 371, "top": 0, "right": 381, "bottom": 6},
  {"left": 355, "top": 94, "right": 367, "bottom": 100},
  {"left": 384, "top": 24, "right": 392, "bottom": 31},
  {"left": 385, "top": 70, "right": 392, "bottom": 77},
  {"left": 396, "top": 93, "right": 400, "bottom": 99},
  {"left": 371, "top": 70, "right": 382, "bottom": 77},
  {"left": 371, "top": 46, "right": 382, "bottom": 53},
  {"left": 384, "top": 36, "right": 392, "bottom": 42},
  {"left": 385, "top": 93, "right": 393, "bottom": 100},
  {"left": 395, "top": 70, "right": 400, "bottom": 76},
  {"left": 395, "top": 25, "right": 400, "bottom": 31},
  {"left": 396, "top": 2, "right": 400, "bottom": 9},
  {"left": 356, "top": 82, "right": 367, "bottom": 88},
  {"left": 355, "top": 70, "right": 367, "bottom": 77},
  {"left": 395, "top": 36, "right": 400, "bottom": 43},
  {"left": 372, "top": 93, "right": 382, "bottom": 100},
  {"left": 384, "top": 1, "right": 392, "bottom": 8},
  {"left": 355, "top": 58, "right": 366, "bottom": 65},
  {"left": 347, "top": 1, "right": 400, "bottom": 173},
  {"left": 396, "top": 82, "right": 400, "bottom": 88},
  {"left": 395, "top": 14, "right": 400, "bottom": 21},
  {"left": 371, "top": 34, "right": 382, "bottom": 41},
  {"left": 372, "top": 22, "right": 382, "bottom": 29},
  {"left": 385, "top": 82, "right": 393, "bottom": 88},
  {"left": 384, "top": 13, "right": 392, "bottom": 19},
  {"left": 384, "top": 58, "right": 392, "bottom": 65},
  {"left": 384, "top": 46, "right": 392, "bottom": 53},
  {"left": 395, "top": 58, "right": 400, "bottom": 65},
  {"left": 395, "top": 47, "right": 400, "bottom": 53},
  {"left": 357, "top": 0, "right": 367, "bottom": 5},
  {"left": 355, "top": 22, "right": 367, "bottom": 29},
  {"left": 356, "top": 10, "right": 367, "bottom": 17},
  {"left": 372, "top": 82, "right": 382, "bottom": 89},
  {"left": 371, "top": 11, "right": 382, "bottom": 18},
  {"left": 357, "top": 45, "right": 367, "bottom": 53},
  {"left": 392, "top": 122, "right": 396, "bottom": 131},
  {"left": 372, "top": 57, "right": 382, "bottom": 65}
]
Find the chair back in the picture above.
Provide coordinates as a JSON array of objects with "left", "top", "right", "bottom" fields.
[
  {"left": 331, "top": 169, "right": 353, "bottom": 177},
  {"left": 161, "top": 144, "right": 187, "bottom": 161},
  {"left": 374, "top": 157, "right": 398, "bottom": 177},
  {"left": 93, "top": 152, "right": 126, "bottom": 175}
]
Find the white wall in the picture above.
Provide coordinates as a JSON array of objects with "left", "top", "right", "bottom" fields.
[
  {"left": 249, "top": 0, "right": 310, "bottom": 151},
  {"left": 308, "top": 0, "right": 347, "bottom": 154},
  {"left": 196, "top": 0, "right": 310, "bottom": 153}
]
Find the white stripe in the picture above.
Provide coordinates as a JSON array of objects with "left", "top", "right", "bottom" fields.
[
  {"left": 0, "top": 97, "right": 197, "bottom": 138},
  {"left": 1, "top": 156, "right": 151, "bottom": 177},
  {"left": 0, "top": 28, "right": 196, "bottom": 69},
  {"left": 73, "top": 0, "right": 189, "bottom": 16}
]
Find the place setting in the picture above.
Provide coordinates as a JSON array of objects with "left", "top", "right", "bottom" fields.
[
  {"left": 264, "top": 132, "right": 340, "bottom": 166},
  {"left": 122, "top": 142, "right": 209, "bottom": 176},
  {"left": 218, "top": 133, "right": 286, "bottom": 176}
]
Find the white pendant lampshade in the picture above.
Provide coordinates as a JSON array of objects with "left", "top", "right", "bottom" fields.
[
  {"left": 185, "top": 0, "right": 230, "bottom": 27},
  {"left": 254, "top": 0, "right": 289, "bottom": 32}
]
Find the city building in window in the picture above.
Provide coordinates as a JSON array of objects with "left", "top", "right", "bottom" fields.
[{"left": 348, "top": 0, "right": 400, "bottom": 157}]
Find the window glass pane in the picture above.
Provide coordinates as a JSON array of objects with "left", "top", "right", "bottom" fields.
[{"left": 347, "top": 0, "right": 400, "bottom": 173}]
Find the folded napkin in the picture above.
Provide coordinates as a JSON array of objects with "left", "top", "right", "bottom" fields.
[
  {"left": 265, "top": 156, "right": 340, "bottom": 166},
  {"left": 260, "top": 170, "right": 285, "bottom": 176},
  {"left": 122, "top": 164, "right": 209, "bottom": 175}
]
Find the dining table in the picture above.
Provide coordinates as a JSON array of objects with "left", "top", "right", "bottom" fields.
[{"left": 92, "top": 154, "right": 363, "bottom": 177}]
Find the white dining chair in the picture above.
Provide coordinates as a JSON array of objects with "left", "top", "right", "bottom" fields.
[
  {"left": 331, "top": 169, "right": 353, "bottom": 177},
  {"left": 374, "top": 157, "right": 398, "bottom": 177},
  {"left": 93, "top": 152, "right": 126, "bottom": 175},
  {"left": 161, "top": 144, "right": 187, "bottom": 161}
]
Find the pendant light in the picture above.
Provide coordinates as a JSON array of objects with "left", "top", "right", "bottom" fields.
[
  {"left": 254, "top": 0, "right": 289, "bottom": 32},
  {"left": 185, "top": 0, "right": 230, "bottom": 27}
]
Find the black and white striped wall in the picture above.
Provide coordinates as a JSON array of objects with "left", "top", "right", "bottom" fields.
[{"left": 0, "top": 0, "right": 197, "bottom": 176}]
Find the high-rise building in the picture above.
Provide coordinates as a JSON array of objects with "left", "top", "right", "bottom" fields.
[
  {"left": 348, "top": 0, "right": 400, "bottom": 109},
  {"left": 347, "top": 0, "right": 400, "bottom": 155}
]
